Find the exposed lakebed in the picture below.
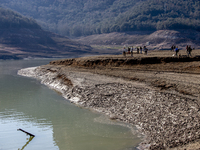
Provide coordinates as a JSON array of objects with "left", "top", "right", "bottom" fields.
[{"left": 18, "top": 54, "right": 200, "bottom": 149}]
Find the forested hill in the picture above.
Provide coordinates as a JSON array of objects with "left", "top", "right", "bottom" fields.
[
  {"left": 0, "top": 7, "right": 93, "bottom": 59},
  {"left": 0, "top": 7, "right": 41, "bottom": 29},
  {"left": 1, "top": 0, "right": 200, "bottom": 37}
]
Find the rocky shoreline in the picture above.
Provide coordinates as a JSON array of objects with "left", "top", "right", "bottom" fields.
[{"left": 18, "top": 52, "right": 200, "bottom": 150}]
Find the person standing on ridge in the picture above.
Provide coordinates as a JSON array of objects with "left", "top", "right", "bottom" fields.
[
  {"left": 127, "top": 47, "right": 131, "bottom": 54},
  {"left": 131, "top": 46, "right": 133, "bottom": 53},
  {"left": 130, "top": 46, "right": 134, "bottom": 57},
  {"left": 123, "top": 47, "right": 126, "bottom": 57},
  {"left": 144, "top": 46, "right": 148, "bottom": 55},
  {"left": 171, "top": 45, "right": 174, "bottom": 51},
  {"left": 137, "top": 47, "right": 139, "bottom": 54},
  {"left": 175, "top": 46, "right": 179, "bottom": 56},
  {"left": 187, "top": 45, "right": 192, "bottom": 57},
  {"left": 140, "top": 46, "right": 142, "bottom": 54}
]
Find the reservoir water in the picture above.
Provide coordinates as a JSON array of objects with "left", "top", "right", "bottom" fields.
[{"left": 0, "top": 59, "right": 141, "bottom": 150}]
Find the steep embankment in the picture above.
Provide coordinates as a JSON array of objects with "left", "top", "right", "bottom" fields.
[
  {"left": 18, "top": 50, "right": 200, "bottom": 150},
  {"left": 49, "top": 55, "right": 200, "bottom": 67}
]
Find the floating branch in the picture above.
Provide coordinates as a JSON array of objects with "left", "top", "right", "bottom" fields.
[{"left": 17, "top": 128, "right": 35, "bottom": 137}]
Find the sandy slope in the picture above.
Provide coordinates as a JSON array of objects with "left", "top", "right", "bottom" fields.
[{"left": 75, "top": 30, "right": 200, "bottom": 50}]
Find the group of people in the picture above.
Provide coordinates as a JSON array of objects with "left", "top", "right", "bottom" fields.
[
  {"left": 123, "top": 45, "right": 194, "bottom": 57},
  {"left": 123, "top": 46, "right": 148, "bottom": 57},
  {"left": 171, "top": 45, "right": 180, "bottom": 56},
  {"left": 171, "top": 45, "right": 177, "bottom": 51},
  {"left": 171, "top": 45, "right": 193, "bottom": 57}
]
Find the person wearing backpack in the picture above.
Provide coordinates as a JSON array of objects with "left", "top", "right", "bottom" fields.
[
  {"left": 175, "top": 46, "right": 179, "bottom": 56},
  {"left": 187, "top": 45, "right": 192, "bottom": 57}
]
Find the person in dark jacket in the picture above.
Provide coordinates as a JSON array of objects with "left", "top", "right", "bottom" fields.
[
  {"left": 187, "top": 45, "right": 192, "bottom": 57},
  {"left": 175, "top": 46, "right": 179, "bottom": 56},
  {"left": 143, "top": 46, "right": 148, "bottom": 55}
]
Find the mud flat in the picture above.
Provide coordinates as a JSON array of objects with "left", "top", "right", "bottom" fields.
[{"left": 18, "top": 50, "right": 200, "bottom": 150}]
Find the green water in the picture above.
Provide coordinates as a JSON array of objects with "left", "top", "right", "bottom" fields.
[{"left": 0, "top": 59, "right": 141, "bottom": 150}]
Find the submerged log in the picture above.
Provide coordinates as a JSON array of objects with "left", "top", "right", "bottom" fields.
[{"left": 17, "top": 128, "right": 35, "bottom": 137}]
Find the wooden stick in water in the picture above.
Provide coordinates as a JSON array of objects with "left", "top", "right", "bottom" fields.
[{"left": 17, "top": 128, "right": 35, "bottom": 137}]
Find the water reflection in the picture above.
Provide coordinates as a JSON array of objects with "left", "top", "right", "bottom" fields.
[
  {"left": 18, "top": 136, "right": 34, "bottom": 150},
  {"left": 0, "top": 109, "right": 56, "bottom": 150},
  {"left": 0, "top": 59, "right": 141, "bottom": 150}
]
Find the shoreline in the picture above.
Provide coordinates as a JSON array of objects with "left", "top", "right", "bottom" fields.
[
  {"left": 18, "top": 52, "right": 200, "bottom": 150},
  {"left": 18, "top": 66, "right": 150, "bottom": 149}
]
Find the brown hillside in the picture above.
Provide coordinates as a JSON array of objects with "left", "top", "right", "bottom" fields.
[{"left": 75, "top": 30, "right": 200, "bottom": 50}]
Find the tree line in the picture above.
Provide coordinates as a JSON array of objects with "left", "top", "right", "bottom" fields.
[
  {"left": 0, "top": 0, "right": 200, "bottom": 37},
  {"left": 0, "top": 7, "right": 41, "bottom": 29}
]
